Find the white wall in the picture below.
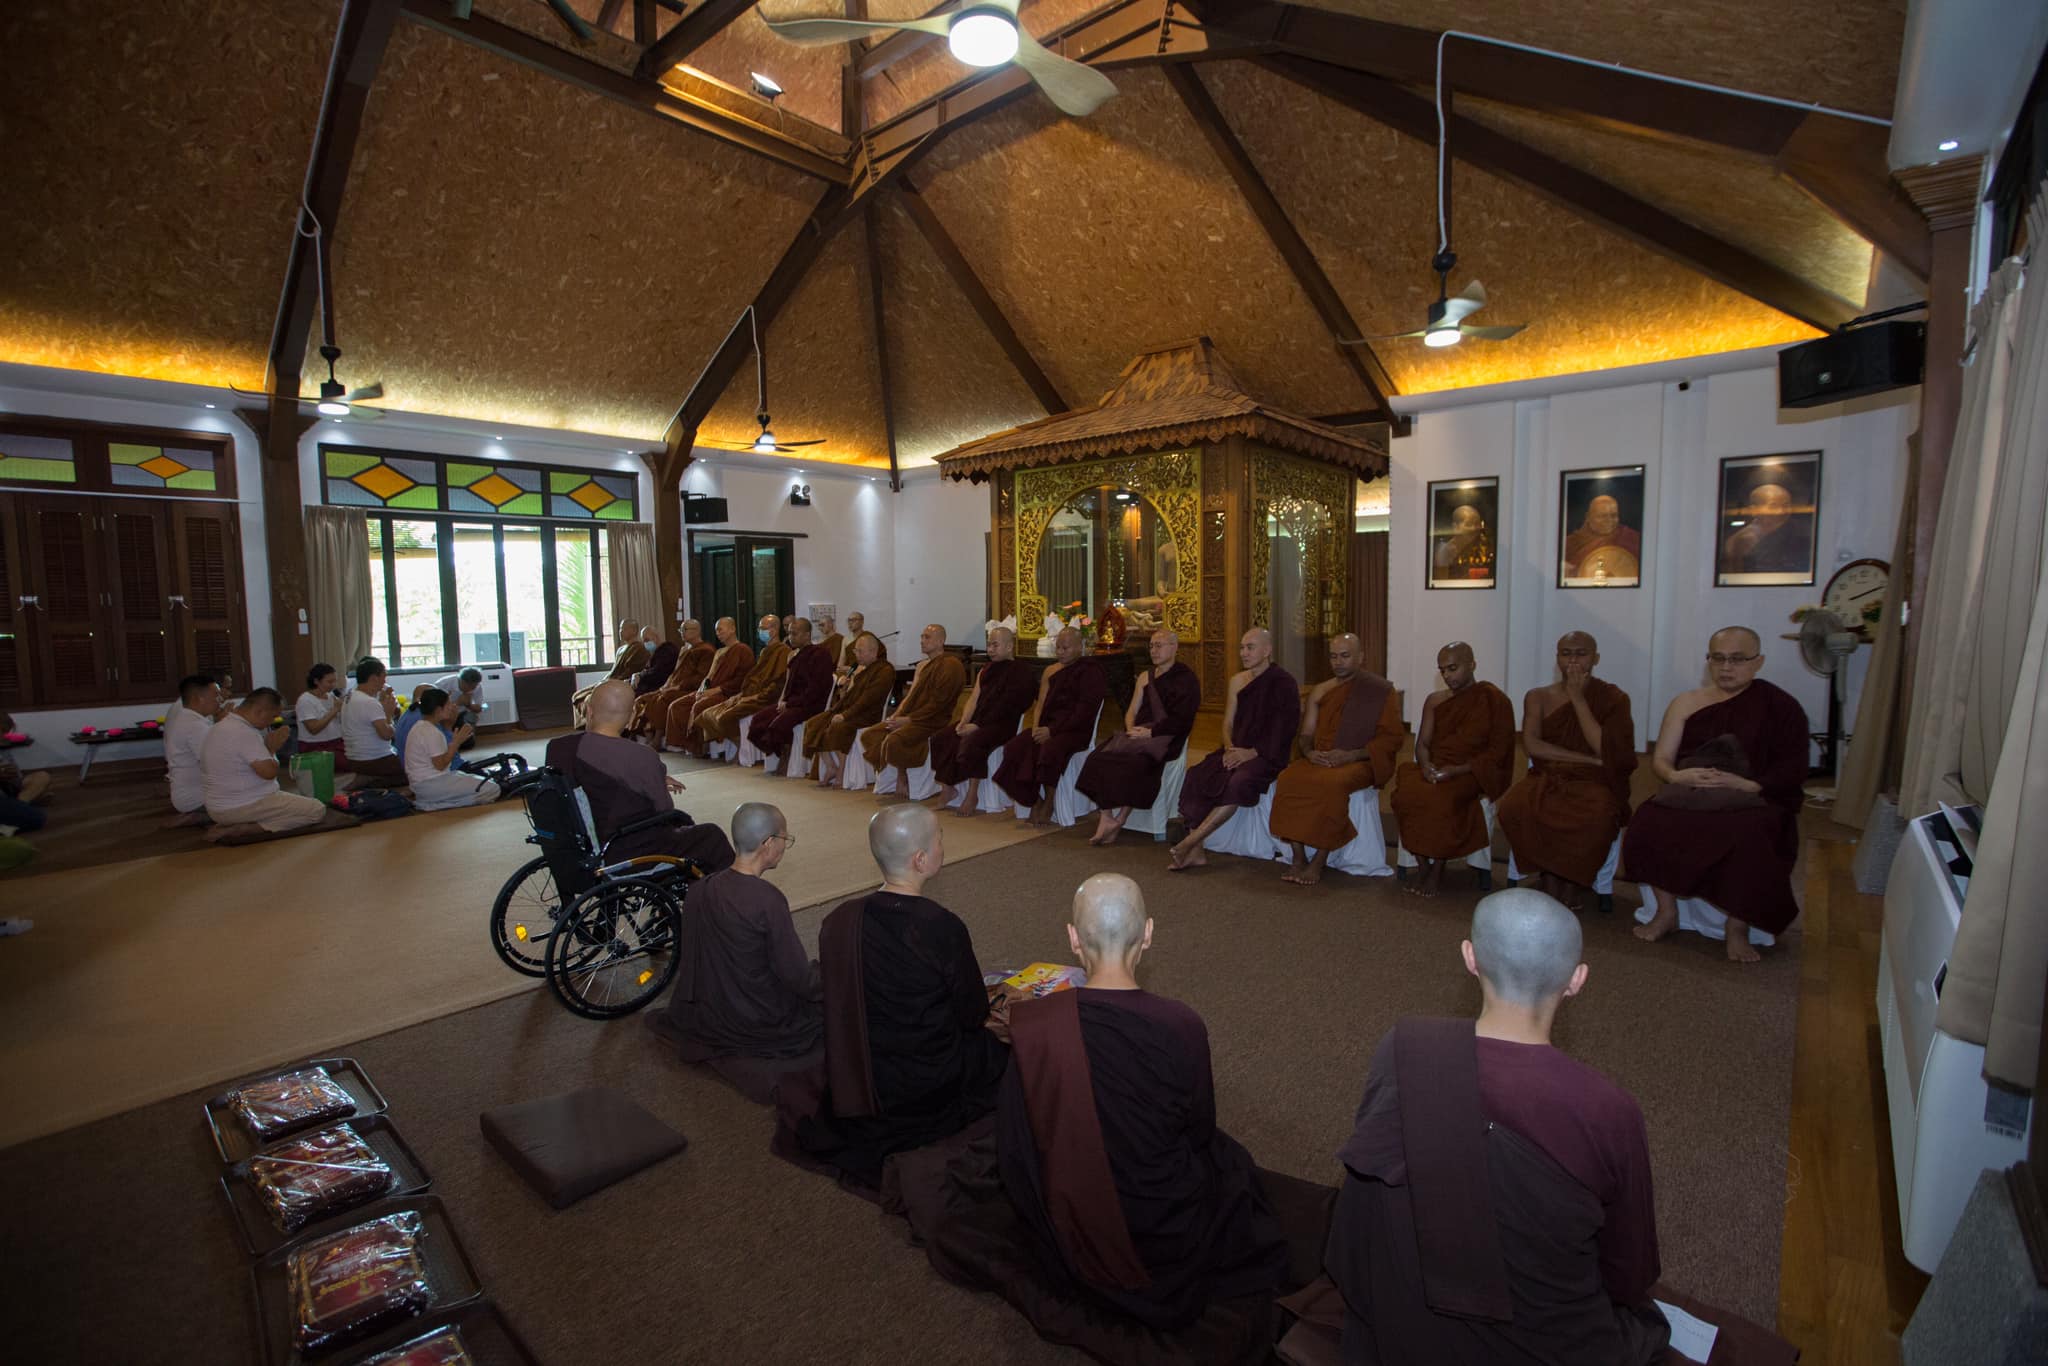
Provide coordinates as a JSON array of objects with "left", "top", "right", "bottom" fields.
[
  {"left": 892, "top": 471, "right": 991, "bottom": 647},
  {"left": 1388, "top": 359, "right": 1918, "bottom": 761}
]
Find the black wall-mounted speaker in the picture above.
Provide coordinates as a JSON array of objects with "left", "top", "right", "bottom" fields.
[
  {"left": 1778, "top": 321, "right": 1925, "bottom": 409},
  {"left": 682, "top": 494, "right": 729, "bottom": 524}
]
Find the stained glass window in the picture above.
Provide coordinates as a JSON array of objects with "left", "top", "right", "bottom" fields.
[
  {"left": 550, "top": 469, "right": 636, "bottom": 520},
  {"left": 447, "top": 462, "right": 545, "bottom": 517},
  {"left": 110, "top": 442, "right": 218, "bottom": 491},
  {"left": 0, "top": 433, "right": 79, "bottom": 484},
  {"left": 323, "top": 450, "right": 441, "bottom": 510},
  {"left": 323, "top": 449, "right": 635, "bottom": 522}
]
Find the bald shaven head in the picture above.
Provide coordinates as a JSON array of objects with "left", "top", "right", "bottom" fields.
[
  {"left": 1149, "top": 629, "right": 1179, "bottom": 669},
  {"left": 1327, "top": 632, "right": 1363, "bottom": 679},
  {"left": 1437, "top": 641, "right": 1476, "bottom": 691},
  {"left": 1055, "top": 626, "right": 1083, "bottom": 663},
  {"left": 1066, "top": 873, "right": 1153, "bottom": 982},
  {"left": 714, "top": 616, "right": 737, "bottom": 645},
  {"left": 987, "top": 625, "right": 1016, "bottom": 661},
  {"left": 789, "top": 617, "right": 813, "bottom": 645},
  {"left": 1239, "top": 627, "right": 1274, "bottom": 671},
  {"left": 1465, "top": 889, "right": 1587, "bottom": 1011},
  {"left": 869, "top": 803, "right": 944, "bottom": 888},
  {"left": 587, "top": 680, "right": 637, "bottom": 736},
  {"left": 681, "top": 618, "right": 704, "bottom": 645},
  {"left": 1706, "top": 625, "right": 1766, "bottom": 693}
]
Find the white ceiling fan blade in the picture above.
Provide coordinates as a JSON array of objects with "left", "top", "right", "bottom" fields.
[
  {"left": 343, "top": 381, "right": 383, "bottom": 403},
  {"left": 1440, "top": 282, "right": 1488, "bottom": 326},
  {"left": 1462, "top": 322, "right": 1527, "bottom": 341},
  {"left": 761, "top": 14, "right": 948, "bottom": 46},
  {"left": 1011, "top": 26, "right": 1118, "bottom": 116},
  {"left": 1342, "top": 328, "right": 1428, "bottom": 344}
]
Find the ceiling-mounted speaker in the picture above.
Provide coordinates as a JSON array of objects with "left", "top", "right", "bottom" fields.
[
  {"left": 1778, "top": 321, "right": 1925, "bottom": 409},
  {"left": 682, "top": 492, "right": 729, "bottom": 524}
]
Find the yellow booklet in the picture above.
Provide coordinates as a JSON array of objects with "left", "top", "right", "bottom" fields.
[{"left": 1002, "top": 962, "right": 1086, "bottom": 997}]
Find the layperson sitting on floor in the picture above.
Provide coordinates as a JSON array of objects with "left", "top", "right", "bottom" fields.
[
  {"left": 1271, "top": 633, "right": 1404, "bottom": 886},
  {"left": 339, "top": 658, "right": 406, "bottom": 784},
  {"left": 1169, "top": 629, "right": 1300, "bottom": 871},
  {"left": 202, "top": 689, "right": 327, "bottom": 841},
  {"left": 430, "top": 666, "right": 487, "bottom": 743},
  {"left": 0, "top": 712, "right": 51, "bottom": 838},
  {"left": 994, "top": 627, "right": 1107, "bottom": 825},
  {"left": 1494, "top": 632, "right": 1638, "bottom": 913},
  {"left": 402, "top": 687, "right": 501, "bottom": 810},
  {"left": 294, "top": 663, "right": 347, "bottom": 757},
  {"left": 1080, "top": 629, "right": 1202, "bottom": 846},
  {"left": 1389, "top": 642, "right": 1517, "bottom": 897},
  {"left": 165, "top": 673, "right": 224, "bottom": 826},
  {"left": 776, "top": 804, "right": 1009, "bottom": 1188},
  {"left": 1627, "top": 627, "right": 1809, "bottom": 963},
  {"left": 746, "top": 617, "right": 836, "bottom": 772},
  {"left": 857, "top": 624, "right": 968, "bottom": 800},
  {"left": 666, "top": 616, "right": 752, "bottom": 753},
  {"left": 629, "top": 618, "right": 712, "bottom": 742},
  {"left": 1321, "top": 888, "right": 1673, "bottom": 1364},
  {"left": 930, "top": 624, "right": 1037, "bottom": 816},
  {"left": 545, "top": 681, "right": 735, "bottom": 872},
  {"left": 805, "top": 631, "right": 892, "bottom": 789},
  {"left": 651, "top": 801, "right": 822, "bottom": 1068},
  {"left": 573, "top": 618, "right": 647, "bottom": 725},
  {"left": 694, "top": 614, "right": 787, "bottom": 753}
]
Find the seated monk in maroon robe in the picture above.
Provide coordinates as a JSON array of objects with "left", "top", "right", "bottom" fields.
[
  {"left": 1171, "top": 628, "right": 1300, "bottom": 871},
  {"left": 1628, "top": 627, "right": 1810, "bottom": 963},
  {"left": 1391, "top": 641, "right": 1517, "bottom": 897},
  {"left": 647, "top": 801, "right": 821, "bottom": 1102},
  {"left": 1270, "top": 633, "right": 1405, "bottom": 886},
  {"left": 805, "top": 632, "right": 891, "bottom": 787},
  {"left": 665, "top": 618, "right": 752, "bottom": 752},
  {"left": 1080, "top": 628, "right": 1203, "bottom": 846},
  {"left": 745, "top": 621, "right": 835, "bottom": 769},
  {"left": 884, "top": 875, "right": 1330, "bottom": 1365},
  {"left": 774, "top": 805, "right": 1009, "bottom": 1189},
  {"left": 1496, "top": 632, "right": 1638, "bottom": 911},
  {"left": 699, "top": 615, "right": 790, "bottom": 746},
  {"left": 629, "top": 619, "right": 712, "bottom": 739},
  {"left": 931, "top": 626, "right": 1038, "bottom": 816},
  {"left": 1285, "top": 889, "right": 1795, "bottom": 1366},
  {"left": 994, "top": 629, "right": 1108, "bottom": 824},
  {"left": 858, "top": 623, "right": 968, "bottom": 797}
]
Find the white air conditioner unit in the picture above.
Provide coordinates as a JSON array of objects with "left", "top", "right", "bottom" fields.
[{"left": 1878, "top": 805, "right": 2033, "bottom": 1272}]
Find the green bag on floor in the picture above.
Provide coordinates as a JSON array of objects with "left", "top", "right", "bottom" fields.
[
  {"left": 291, "top": 750, "right": 336, "bottom": 803},
  {"left": 0, "top": 836, "right": 34, "bottom": 871}
]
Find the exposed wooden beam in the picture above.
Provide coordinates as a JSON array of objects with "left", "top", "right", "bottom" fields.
[
  {"left": 1267, "top": 57, "right": 1858, "bottom": 333},
  {"left": 398, "top": 0, "right": 847, "bottom": 183},
  {"left": 1164, "top": 64, "right": 1399, "bottom": 424},
  {"left": 642, "top": 437, "right": 693, "bottom": 629},
  {"left": 635, "top": 0, "right": 759, "bottom": 79},
  {"left": 855, "top": 0, "right": 963, "bottom": 78},
  {"left": 633, "top": 0, "right": 656, "bottom": 44},
  {"left": 862, "top": 202, "right": 904, "bottom": 491},
  {"left": 895, "top": 177, "right": 1068, "bottom": 415},
  {"left": 596, "top": 0, "right": 627, "bottom": 36},
  {"left": 1778, "top": 114, "right": 1932, "bottom": 281}
]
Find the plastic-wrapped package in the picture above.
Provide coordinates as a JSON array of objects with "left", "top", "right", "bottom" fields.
[
  {"left": 244, "top": 1126, "right": 396, "bottom": 1233},
  {"left": 356, "top": 1326, "right": 474, "bottom": 1365},
  {"left": 286, "top": 1210, "right": 434, "bottom": 1353},
  {"left": 229, "top": 1068, "right": 357, "bottom": 1140}
]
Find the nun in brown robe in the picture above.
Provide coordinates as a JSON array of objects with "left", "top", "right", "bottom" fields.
[
  {"left": 1390, "top": 678, "right": 1517, "bottom": 860},
  {"left": 858, "top": 646, "right": 968, "bottom": 771},
  {"left": 804, "top": 637, "right": 892, "bottom": 759},
  {"left": 994, "top": 653, "right": 1108, "bottom": 811},
  {"left": 666, "top": 637, "right": 753, "bottom": 749},
  {"left": 1077, "top": 658, "right": 1203, "bottom": 812},
  {"left": 929, "top": 651, "right": 1038, "bottom": 789},
  {"left": 1268, "top": 668, "right": 1404, "bottom": 853},
  {"left": 745, "top": 639, "right": 836, "bottom": 764},
  {"left": 701, "top": 632, "right": 791, "bottom": 743},
  {"left": 1495, "top": 678, "right": 1638, "bottom": 890}
]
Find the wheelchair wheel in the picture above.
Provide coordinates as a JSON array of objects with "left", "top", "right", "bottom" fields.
[
  {"left": 491, "top": 855, "right": 565, "bottom": 977},
  {"left": 543, "top": 879, "right": 682, "bottom": 1019}
]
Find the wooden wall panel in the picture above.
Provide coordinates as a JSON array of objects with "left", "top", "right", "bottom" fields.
[{"left": 694, "top": 8, "right": 849, "bottom": 133}]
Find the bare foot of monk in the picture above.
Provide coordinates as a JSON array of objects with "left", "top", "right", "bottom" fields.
[
  {"left": 1417, "top": 858, "right": 1445, "bottom": 898},
  {"left": 1724, "top": 917, "right": 1762, "bottom": 963},
  {"left": 1088, "top": 810, "right": 1126, "bottom": 845},
  {"left": 935, "top": 782, "right": 959, "bottom": 810},
  {"left": 1632, "top": 903, "right": 1679, "bottom": 943},
  {"left": 1028, "top": 796, "right": 1055, "bottom": 827},
  {"left": 1296, "top": 850, "right": 1330, "bottom": 886},
  {"left": 1168, "top": 836, "right": 1207, "bottom": 870}
]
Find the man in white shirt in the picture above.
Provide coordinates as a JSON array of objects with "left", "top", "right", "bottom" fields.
[
  {"left": 341, "top": 657, "right": 405, "bottom": 782},
  {"left": 164, "top": 673, "right": 224, "bottom": 825},
  {"left": 431, "top": 667, "right": 487, "bottom": 743},
  {"left": 202, "top": 689, "right": 326, "bottom": 840}
]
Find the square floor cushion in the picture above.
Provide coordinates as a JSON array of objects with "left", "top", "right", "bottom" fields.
[{"left": 480, "top": 1087, "right": 687, "bottom": 1209}]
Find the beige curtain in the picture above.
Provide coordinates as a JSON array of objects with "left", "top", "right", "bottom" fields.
[
  {"left": 303, "top": 505, "right": 372, "bottom": 677},
  {"left": 1935, "top": 186, "right": 2048, "bottom": 1086},
  {"left": 1836, "top": 433, "right": 1916, "bottom": 826},
  {"left": 606, "top": 523, "right": 664, "bottom": 640}
]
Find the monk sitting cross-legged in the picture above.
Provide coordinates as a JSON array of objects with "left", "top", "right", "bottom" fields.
[
  {"left": 1494, "top": 632, "right": 1638, "bottom": 912},
  {"left": 1627, "top": 627, "right": 1809, "bottom": 963},
  {"left": 1079, "top": 628, "right": 1202, "bottom": 846},
  {"left": 930, "top": 625, "right": 1037, "bottom": 816},
  {"left": 805, "top": 631, "right": 891, "bottom": 788},
  {"left": 664, "top": 616, "right": 752, "bottom": 754},
  {"left": 1270, "top": 633, "right": 1404, "bottom": 886},
  {"left": 1389, "top": 641, "right": 1516, "bottom": 897},
  {"left": 743, "top": 617, "right": 835, "bottom": 772},
  {"left": 1170, "top": 629, "right": 1300, "bottom": 871},
  {"left": 857, "top": 623, "right": 968, "bottom": 799},
  {"left": 993, "top": 627, "right": 1107, "bottom": 825}
]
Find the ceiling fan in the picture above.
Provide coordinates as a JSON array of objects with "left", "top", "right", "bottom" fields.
[
  {"left": 693, "top": 305, "right": 828, "bottom": 455},
  {"left": 760, "top": 0, "right": 1118, "bottom": 118},
  {"left": 230, "top": 211, "right": 386, "bottom": 418}
]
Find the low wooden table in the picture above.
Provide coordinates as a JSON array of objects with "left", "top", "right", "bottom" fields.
[{"left": 68, "top": 722, "right": 167, "bottom": 781}]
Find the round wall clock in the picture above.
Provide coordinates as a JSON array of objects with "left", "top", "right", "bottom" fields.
[{"left": 1822, "top": 557, "right": 1890, "bottom": 630}]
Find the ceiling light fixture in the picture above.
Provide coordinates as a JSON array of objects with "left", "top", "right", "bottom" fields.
[
  {"left": 750, "top": 71, "right": 784, "bottom": 101},
  {"left": 1937, "top": 138, "right": 1960, "bottom": 152},
  {"left": 752, "top": 428, "right": 778, "bottom": 453},
  {"left": 316, "top": 397, "right": 350, "bottom": 417},
  {"left": 948, "top": 8, "right": 1019, "bottom": 67}
]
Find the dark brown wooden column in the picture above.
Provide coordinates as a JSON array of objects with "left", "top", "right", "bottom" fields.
[{"left": 643, "top": 431, "right": 693, "bottom": 633}]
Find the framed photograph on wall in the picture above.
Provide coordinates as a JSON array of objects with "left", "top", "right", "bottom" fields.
[
  {"left": 1557, "top": 464, "right": 1646, "bottom": 588},
  {"left": 1716, "top": 451, "right": 1821, "bottom": 586},
  {"left": 1426, "top": 477, "right": 1498, "bottom": 589}
]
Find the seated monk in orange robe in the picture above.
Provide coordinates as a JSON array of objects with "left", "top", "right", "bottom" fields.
[
  {"left": 666, "top": 618, "right": 752, "bottom": 753},
  {"left": 629, "top": 618, "right": 713, "bottom": 739},
  {"left": 1494, "top": 631, "right": 1637, "bottom": 912},
  {"left": 698, "top": 615, "right": 790, "bottom": 748},
  {"left": 1270, "top": 633, "right": 1404, "bottom": 886},
  {"left": 858, "top": 624, "right": 968, "bottom": 798},
  {"left": 1390, "top": 641, "right": 1517, "bottom": 897},
  {"left": 806, "top": 632, "right": 891, "bottom": 787},
  {"left": 572, "top": 619, "right": 647, "bottom": 726}
]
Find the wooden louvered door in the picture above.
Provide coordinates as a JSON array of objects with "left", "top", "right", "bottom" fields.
[
  {"left": 21, "top": 494, "right": 108, "bottom": 701},
  {"left": 0, "top": 495, "right": 35, "bottom": 708},
  {"left": 105, "top": 501, "right": 179, "bottom": 702},
  {"left": 170, "top": 501, "right": 247, "bottom": 691}
]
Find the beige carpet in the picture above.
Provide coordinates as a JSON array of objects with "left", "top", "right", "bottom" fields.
[{"left": 0, "top": 760, "right": 1047, "bottom": 1150}]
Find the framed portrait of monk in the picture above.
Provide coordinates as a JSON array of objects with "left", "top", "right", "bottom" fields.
[
  {"left": 1715, "top": 451, "right": 1821, "bottom": 586},
  {"left": 1557, "top": 465, "right": 1645, "bottom": 588},
  {"left": 1426, "top": 477, "right": 1497, "bottom": 589}
]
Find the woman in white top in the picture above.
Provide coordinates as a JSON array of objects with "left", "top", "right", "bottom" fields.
[
  {"left": 403, "top": 688, "right": 500, "bottom": 810},
  {"left": 295, "top": 663, "right": 347, "bottom": 755}
]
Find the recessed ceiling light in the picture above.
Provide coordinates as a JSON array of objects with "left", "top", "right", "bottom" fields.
[
  {"left": 1938, "top": 139, "right": 1960, "bottom": 152},
  {"left": 203, "top": 402, "right": 216, "bottom": 408},
  {"left": 750, "top": 71, "right": 783, "bottom": 100}
]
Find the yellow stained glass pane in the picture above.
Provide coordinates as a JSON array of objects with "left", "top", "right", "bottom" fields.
[
  {"left": 569, "top": 480, "right": 615, "bottom": 512},
  {"left": 470, "top": 472, "right": 523, "bottom": 507},
  {"left": 353, "top": 464, "right": 416, "bottom": 501},
  {"left": 140, "top": 455, "right": 189, "bottom": 480}
]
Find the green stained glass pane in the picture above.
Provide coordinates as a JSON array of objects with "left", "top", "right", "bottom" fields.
[
  {"left": 387, "top": 484, "right": 441, "bottom": 510},
  {"left": 110, "top": 442, "right": 158, "bottom": 466},
  {"left": 504, "top": 492, "right": 544, "bottom": 516},
  {"left": 0, "top": 455, "right": 76, "bottom": 482},
  {"left": 446, "top": 462, "right": 492, "bottom": 486},
  {"left": 167, "top": 470, "right": 216, "bottom": 491},
  {"left": 550, "top": 471, "right": 583, "bottom": 493},
  {"left": 595, "top": 503, "right": 633, "bottom": 521},
  {"left": 323, "top": 451, "right": 382, "bottom": 478}
]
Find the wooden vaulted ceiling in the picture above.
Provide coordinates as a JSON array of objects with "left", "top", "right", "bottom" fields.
[{"left": 0, "top": 0, "right": 1916, "bottom": 472}]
